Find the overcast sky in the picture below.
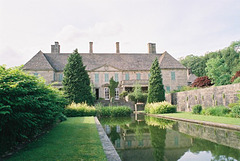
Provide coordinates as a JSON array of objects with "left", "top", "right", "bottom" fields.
[{"left": 1, "top": 0, "right": 240, "bottom": 67}]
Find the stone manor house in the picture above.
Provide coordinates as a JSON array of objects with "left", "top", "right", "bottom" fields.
[{"left": 23, "top": 42, "right": 189, "bottom": 100}]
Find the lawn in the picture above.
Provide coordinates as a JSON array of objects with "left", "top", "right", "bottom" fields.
[
  {"left": 6, "top": 117, "right": 107, "bottom": 161},
  {"left": 160, "top": 112, "right": 240, "bottom": 126}
]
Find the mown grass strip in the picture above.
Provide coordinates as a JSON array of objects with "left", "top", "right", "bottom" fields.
[
  {"left": 6, "top": 117, "right": 107, "bottom": 161},
  {"left": 161, "top": 112, "right": 240, "bottom": 126}
]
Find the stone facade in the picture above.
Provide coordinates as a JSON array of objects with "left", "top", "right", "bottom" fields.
[
  {"left": 23, "top": 42, "right": 188, "bottom": 100},
  {"left": 166, "top": 83, "right": 240, "bottom": 111}
]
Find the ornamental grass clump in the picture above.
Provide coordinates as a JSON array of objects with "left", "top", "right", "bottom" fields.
[
  {"left": 64, "top": 102, "right": 96, "bottom": 117},
  {"left": 145, "top": 101, "right": 176, "bottom": 114}
]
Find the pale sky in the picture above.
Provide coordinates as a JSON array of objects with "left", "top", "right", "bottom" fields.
[{"left": 1, "top": 0, "right": 240, "bottom": 67}]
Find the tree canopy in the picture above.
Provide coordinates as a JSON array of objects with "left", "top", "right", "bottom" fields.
[
  {"left": 147, "top": 58, "right": 165, "bottom": 103},
  {"left": 180, "top": 40, "right": 240, "bottom": 82},
  {"left": 63, "top": 49, "right": 94, "bottom": 105}
]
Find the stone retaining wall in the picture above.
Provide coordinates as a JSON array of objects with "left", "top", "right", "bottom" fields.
[{"left": 166, "top": 83, "right": 240, "bottom": 111}]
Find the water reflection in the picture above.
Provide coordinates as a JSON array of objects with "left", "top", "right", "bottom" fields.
[{"left": 100, "top": 114, "right": 240, "bottom": 161}]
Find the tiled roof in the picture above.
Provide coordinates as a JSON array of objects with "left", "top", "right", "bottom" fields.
[
  {"left": 23, "top": 51, "right": 54, "bottom": 70},
  {"left": 23, "top": 51, "right": 186, "bottom": 71}
]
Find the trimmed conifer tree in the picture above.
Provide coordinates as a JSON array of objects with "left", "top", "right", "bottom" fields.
[
  {"left": 63, "top": 49, "right": 94, "bottom": 105},
  {"left": 147, "top": 58, "right": 165, "bottom": 103}
]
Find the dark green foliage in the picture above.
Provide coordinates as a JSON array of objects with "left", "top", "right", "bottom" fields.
[
  {"left": 192, "top": 104, "right": 202, "bottom": 114},
  {"left": 230, "top": 105, "right": 240, "bottom": 118},
  {"left": 96, "top": 106, "right": 132, "bottom": 117},
  {"left": 147, "top": 58, "right": 165, "bottom": 103},
  {"left": 145, "top": 101, "right": 177, "bottom": 114},
  {"left": 180, "top": 40, "right": 240, "bottom": 80},
  {"left": 0, "top": 66, "right": 67, "bottom": 155},
  {"left": 201, "top": 106, "right": 231, "bottom": 116},
  {"left": 109, "top": 77, "right": 118, "bottom": 102},
  {"left": 179, "top": 54, "right": 207, "bottom": 77},
  {"left": 206, "top": 57, "right": 231, "bottom": 85},
  {"left": 149, "top": 126, "right": 166, "bottom": 161},
  {"left": 128, "top": 84, "right": 148, "bottom": 103},
  {"left": 63, "top": 49, "right": 94, "bottom": 105},
  {"left": 63, "top": 102, "right": 96, "bottom": 117}
]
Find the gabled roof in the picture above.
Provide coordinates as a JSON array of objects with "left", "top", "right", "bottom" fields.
[
  {"left": 23, "top": 52, "right": 186, "bottom": 71},
  {"left": 23, "top": 51, "right": 54, "bottom": 70},
  {"left": 159, "top": 52, "right": 186, "bottom": 69}
]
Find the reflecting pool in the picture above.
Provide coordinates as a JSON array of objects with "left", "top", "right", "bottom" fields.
[{"left": 99, "top": 114, "right": 240, "bottom": 161}]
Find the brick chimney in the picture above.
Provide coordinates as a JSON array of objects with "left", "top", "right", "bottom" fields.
[
  {"left": 148, "top": 43, "right": 156, "bottom": 54},
  {"left": 116, "top": 42, "right": 120, "bottom": 53},
  {"left": 51, "top": 42, "right": 60, "bottom": 54},
  {"left": 89, "top": 42, "right": 93, "bottom": 53}
]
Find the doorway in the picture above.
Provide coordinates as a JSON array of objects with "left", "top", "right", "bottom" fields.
[{"left": 95, "top": 88, "right": 99, "bottom": 100}]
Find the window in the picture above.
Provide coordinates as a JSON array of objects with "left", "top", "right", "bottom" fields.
[
  {"left": 116, "top": 139, "right": 121, "bottom": 148},
  {"left": 115, "top": 88, "right": 119, "bottom": 100},
  {"left": 125, "top": 73, "right": 129, "bottom": 80},
  {"left": 127, "top": 140, "right": 132, "bottom": 147},
  {"left": 95, "top": 73, "right": 99, "bottom": 83},
  {"left": 104, "top": 87, "right": 109, "bottom": 100},
  {"left": 136, "top": 73, "right": 141, "bottom": 80},
  {"left": 105, "top": 73, "right": 109, "bottom": 82},
  {"left": 33, "top": 73, "right": 38, "bottom": 77},
  {"left": 115, "top": 73, "right": 119, "bottom": 82},
  {"left": 177, "top": 86, "right": 181, "bottom": 90},
  {"left": 171, "top": 71, "right": 175, "bottom": 80},
  {"left": 148, "top": 73, "right": 151, "bottom": 79},
  {"left": 138, "top": 140, "right": 144, "bottom": 146},
  {"left": 174, "top": 136, "right": 179, "bottom": 146},
  {"left": 166, "top": 86, "right": 170, "bottom": 92},
  {"left": 59, "top": 74, "right": 63, "bottom": 81}
]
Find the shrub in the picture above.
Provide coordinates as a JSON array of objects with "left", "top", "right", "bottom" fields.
[
  {"left": 144, "top": 101, "right": 177, "bottom": 114},
  {"left": 191, "top": 76, "right": 213, "bottom": 87},
  {"left": 96, "top": 106, "right": 132, "bottom": 117},
  {"left": 128, "top": 84, "right": 148, "bottom": 103},
  {"left": 120, "top": 91, "right": 128, "bottom": 99},
  {"left": 230, "top": 105, "right": 240, "bottom": 118},
  {"left": 232, "top": 77, "right": 240, "bottom": 84},
  {"left": 64, "top": 102, "right": 96, "bottom": 117},
  {"left": 192, "top": 104, "right": 202, "bottom": 114},
  {"left": 0, "top": 66, "right": 67, "bottom": 155},
  {"left": 231, "top": 71, "right": 240, "bottom": 82},
  {"left": 201, "top": 106, "right": 230, "bottom": 116},
  {"left": 228, "top": 103, "right": 239, "bottom": 108}
]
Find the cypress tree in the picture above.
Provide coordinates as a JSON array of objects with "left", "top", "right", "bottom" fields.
[
  {"left": 147, "top": 58, "right": 165, "bottom": 103},
  {"left": 63, "top": 49, "right": 94, "bottom": 105}
]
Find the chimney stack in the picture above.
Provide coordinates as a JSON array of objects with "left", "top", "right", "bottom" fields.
[
  {"left": 116, "top": 42, "right": 120, "bottom": 53},
  {"left": 89, "top": 42, "right": 93, "bottom": 53},
  {"left": 148, "top": 43, "right": 156, "bottom": 54},
  {"left": 51, "top": 42, "right": 60, "bottom": 54}
]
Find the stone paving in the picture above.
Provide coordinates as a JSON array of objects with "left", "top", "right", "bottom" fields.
[{"left": 94, "top": 117, "right": 121, "bottom": 161}]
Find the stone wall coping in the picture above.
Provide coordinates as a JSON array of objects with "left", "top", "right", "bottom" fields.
[
  {"left": 145, "top": 113, "right": 240, "bottom": 131},
  {"left": 94, "top": 117, "right": 121, "bottom": 161}
]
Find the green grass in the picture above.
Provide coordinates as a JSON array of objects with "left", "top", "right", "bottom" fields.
[
  {"left": 6, "top": 117, "right": 107, "bottom": 161},
  {"left": 160, "top": 112, "right": 240, "bottom": 126}
]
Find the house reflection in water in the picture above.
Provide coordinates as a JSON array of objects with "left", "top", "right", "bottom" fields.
[
  {"left": 101, "top": 115, "right": 240, "bottom": 161},
  {"left": 102, "top": 117, "right": 192, "bottom": 161}
]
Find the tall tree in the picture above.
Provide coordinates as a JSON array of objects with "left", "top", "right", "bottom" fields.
[
  {"left": 205, "top": 57, "right": 231, "bottom": 86},
  {"left": 63, "top": 49, "right": 94, "bottom": 105},
  {"left": 147, "top": 58, "right": 165, "bottom": 103}
]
